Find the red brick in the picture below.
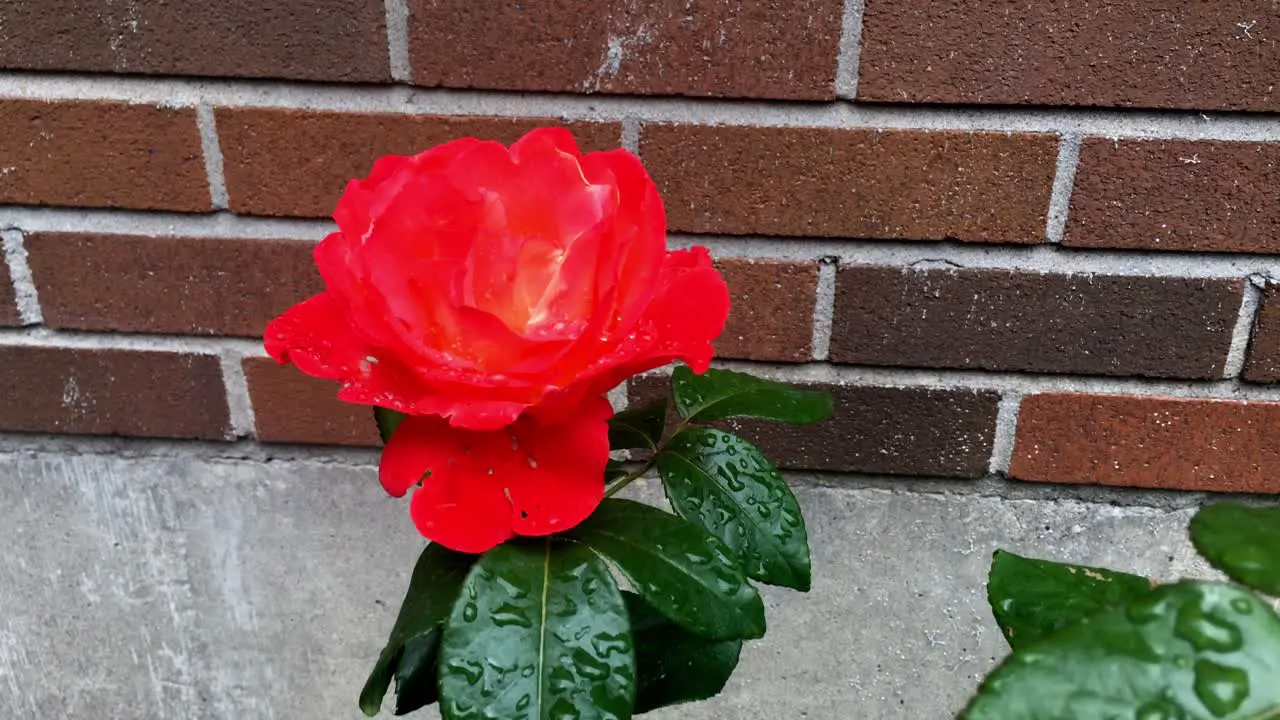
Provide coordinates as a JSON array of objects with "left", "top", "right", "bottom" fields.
[
  {"left": 0, "top": 99, "right": 209, "bottom": 212},
  {"left": 26, "top": 233, "right": 320, "bottom": 337},
  {"left": 859, "top": 0, "right": 1280, "bottom": 112},
  {"left": 1012, "top": 393, "right": 1280, "bottom": 494},
  {"left": 0, "top": 1, "right": 388, "bottom": 82},
  {"left": 218, "top": 108, "right": 621, "bottom": 217},
  {"left": 0, "top": 346, "right": 229, "bottom": 439},
  {"left": 1244, "top": 288, "right": 1280, "bottom": 383},
  {"left": 408, "top": 0, "right": 841, "bottom": 100},
  {"left": 0, "top": 259, "right": 19, "bottom": 327},
  {"left": 243, "top": 358, "right": 380, "bottom": 447},
  {"left": 641, "top": 124, "right": 1058, "bottom": 243},
  {"left": 630, "top": 375, "right": 999, "bottom": 478},
  {"left": 715, "top": 258, "right": 818, "bottom": 362},
  {"left": 832, "top": 266, "right": 1243, "bottom": 380},
  {"left": 1064, "top": 139, "right": 1280, "bottom": 254}
]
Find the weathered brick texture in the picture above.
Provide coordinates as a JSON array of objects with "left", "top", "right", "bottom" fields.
[
  {"left": 243, "top": 358, "right": 380, "bottom": 447},
  {"left": 0, "top": 1, "right": 390, "bottom": 82},
  {"left": 715, "top": 259, "right": 818, "bottom": 362},
  {"left": 0, "top": 99, "right": 209, "bottom": 212},
  {"left": 1066, "top": 139, "right": 1280, "bottom": 254},
  {"left": 407, "top": 0, "right": 842, "bottom": 100},
  {"left": 0, "top": 260, "right": 19, "bottom": 326},
  {"left": 25, "top": 234, "right": 320, "bottom": 337},
  {"left": 1012, "top": 393, "right": 1280, "bottom": 494},
  {"left": 1244, "top": 289, "right": 1280, "bottom": 384},
  {"left": 0, "top": 346, "right": 229, "bottom": 439},
  {"left": 641, "top": 124, "right": 1058, "bottom": 242},
  {"left": 217, "top": 109, "right": 621, "bottom": 217},
  {"left": 831, "top": 266, "right": 1243, "bottom": 379},
  {"left": 859, "top": 0, "right": 1280, "bottom": 112}
]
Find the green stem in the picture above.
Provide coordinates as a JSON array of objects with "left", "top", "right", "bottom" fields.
[{"left": 603, "top": 417, "right": 693, "bottom": 499}]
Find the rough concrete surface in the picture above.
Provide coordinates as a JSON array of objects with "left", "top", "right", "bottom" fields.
[{"left": 0, "top": 443, "right": 1224, "bottom": 719}]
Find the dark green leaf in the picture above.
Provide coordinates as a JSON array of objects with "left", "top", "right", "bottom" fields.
[
  {"left": 1191, "top": 503, "right": 1280, "bottom": 597},
  {"left": 438, "top": 540, "right": 635, "bottom": 720},
  {"left": 374, "top": 407, "right": 408, "bottom": 444},
  {"left": 359, "top": 544, "right": 474, "bottom": 716},
  {"left": 568, "top": 498, "right": 766, "bottom": 641},
  {"left": 670, "top": 366, "right": 833, "bottom": 424},
  {"left": 624, "top": 591, "right": 742, "bottom": 714},
  {"left": 962, "top": 581, "right": 1280, "bottom": 720},
  {"left": 987, "top": 549, "right": 1153, "bottom": 650},
  {"left": 657, "top": 429, "right": 810, "bottom": 591},
  {"left": 609, "top": 398, "right": 669, "bottom": 452}
]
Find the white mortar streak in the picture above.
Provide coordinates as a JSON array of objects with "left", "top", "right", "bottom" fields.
[
  {"left": 1223, "top": 279, "right": 1265, "bottom": 378},
  {"left": 5, "top": 71, "right": 1280, "bottom": 142},
  {"left": 383, "top": 0, "right": 412, "bottom": 83},
  {"left": 606, "top": 384, "right": 630, "bottom": 413},
  {"left": 810, "top": 258, "right": 838, "bottom": 361},
  {"left": 620, "top": 117, "right": 641, "bottom": 153},
  {"left": 1, "top": 230, "right": 42, "bottom": 326},
  {"left": 0, "top": 326, "right": 265, "bottom": 356},
  {"left": 1045, "top": 133, "right": 1082, "bottom": 243},
  {"left": 195, "top": 104, "right": 230, "bottom": 211},
  {"left": 218, "top": 350, "right": 256, "bottom": 440},
  {"left": 0, "top": 206, "right": 333, "bottom": 240},
  {"left": 834, "top": 0, "right": 866, "bottom": 99},
  {"left": 988, "top": 393, "right": 1023, "bottom": 474}
]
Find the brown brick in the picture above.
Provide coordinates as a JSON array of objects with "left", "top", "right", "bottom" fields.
[
  {"left": 218, "top": 108, "right": 621, "bottom": 217},
  {"left": 831, "top": 266, "right": 1243, "bottom": 380},
  {"left": 0, "top": 259, "right": 19, "bottom": 327},
  {"left": 0, "top": 1, "right": 388, "bottom": 82},
  {"left": 408, "top": 0, "right": 841, "bottom": 100},
  {"left": 0, "top": 99, "right": 209, "bottom": 212},
  {"left": 0, "top": 346, "right": 228, "bottom": 439},
  {"left": 243, "top": 358, "right": 380, "bottom": 447},
  {"left": 1065, "top": 139, "right": 1280, "bottom": 254},
  {"left": 630, "top": 375, "right": 999, "bottom": 478},
  {"left": 715, "top": 258, "right": 818, "bottom": 362},
  {"left": 641, "top": 124, "right": 1058, "bottom": 243},
  {"left": 1244, "top": 288, "right": 1280, "bottom": 383},
  {"left": 859, "top": 0, "right": 1280, "bottom": 112},
  {"left": 26, "top": 233, "right": 320, "bottom": 337},
  {"left": 1012, "top": 393, "right": 1280, "bottom": 494}
]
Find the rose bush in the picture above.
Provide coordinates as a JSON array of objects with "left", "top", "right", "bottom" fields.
[{"left": 265, "top": 128, "right": 729, "bottom": 552}]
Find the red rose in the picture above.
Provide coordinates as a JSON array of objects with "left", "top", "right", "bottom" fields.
[{"left": 265, "top": 128, "right": 729, "bottom": 552}]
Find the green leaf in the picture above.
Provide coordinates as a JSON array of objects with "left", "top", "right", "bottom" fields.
[
  {"left": 1191, "top": 504, "right": 1280, "bottom": 597},
  {"left": 605, "top": 459, "right": 630, "bottom": 484},
  {"left": 568, "top": 498, "right": 766, "bottom": 641},
  {"left": 657, "top": 428, "right": 811, "bottom": 591},
  {"left": 987, "top": 550, "right": 1153, "bottom": 650},
  {"left": 359, "top": 544, "right": 474, "bottom": 716},
  {"left": 624, "top": 591, "right": 742, "bottom": 714},
  {"left": 438, "top": 540, "right": 635, "bottom": 720},
  {"left": 962, "top": 581, "right": 1280, "bottom": 720},
  {"left": 609, "top": 397, "right": 669, "bottom": 452},
  {"left": 374, "top": 406, "right": 408, "bottom": 444},
  {"left": 670, "top": 366, "right": 833, "bottom": 424}
]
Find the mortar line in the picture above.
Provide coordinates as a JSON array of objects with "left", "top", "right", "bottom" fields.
[
  {"left": 0, "top": 326, "right": 266, "bottom": 356},
  {"left": 1045, "top": 133, "right": 1082, "bottom": 243},
  {"left": 620, "top": 117, "right": 641, "bottom": 153},
  {"left": 5, "top": 71, "right": 1280, "bottom": 142},
  {"left": 834, "top": 0, "right": 866, "bottom": 99},
  {"left": 195, "top": 104, "right": 230, "bottom": 210},
  {"left": 810, "top": 257, "right": 838, "bottom": 361},
  {"left": 1, "top": 230, "right": 42, "bottom": 326},
  {"left": 987, "top": 393, "right": 1023, "bottom": 474},
  {"left": 1223, "top": 277, "right": 1266, "bottom": 378},
  {"left": 384, "top": 0, "right": 412, "bottom": 83},
  {"left": 219, "top": 350, "right": 256, "bottom": 440}
]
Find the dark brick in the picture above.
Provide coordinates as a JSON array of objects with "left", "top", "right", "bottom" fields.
[
  {"left": 408, "top": 0, "right": 841, "bottom": 100},
  {"left": 0, "top": 346, "right": 229, "bottom": 439},
  {"left": 0, "top": 99, "right": 209, "bottom": 212},
  {"left": 831, "top": 266, "right": 1243, "bottom": 379},
  {"left": 243, "top": 358, "right": 380, "bottom": 447},
  {"left": 716, "top": 258, "right": 818, "bottom": 362},
  {"left": 859, "top": 0, "right": 1280, "bottom": 112},
  {"left": 1065, "top": 138, "right": 1280, "bottom": 254},
  {"left": 218, "top": 108, "right": 621, "bottom": 217},
  {"left": 641, "top": 124, "right": 1058, "bottom": 243},
  {"left": 0, "top": 0, "right": 388, "bottom": 82},
  {"left": 26, "top": 233, "right": 320, "bottom": 337},
  {"left": 1012, "top": 393, "right": 1280, "bottom": 494},
  {"left": 1244, "top": 288, "right": 1280, "bottom": 383},
  {"left": 0, "top": 259, "right": 19, "bottom": 326},
  {"left": 630, "top": 375, "right": 999, "bottom": 478}
]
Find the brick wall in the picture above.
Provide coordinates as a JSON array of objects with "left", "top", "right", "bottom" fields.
[{"left": 1, "top": 1, "right": 1279, "bottom": 496}]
